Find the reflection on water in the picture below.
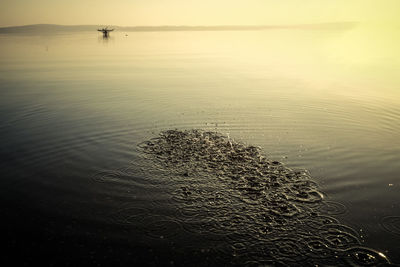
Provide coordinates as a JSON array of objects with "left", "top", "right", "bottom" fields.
[
  {"left": 98, "top": 34, "right": 114, "bottom": 45},
  {"left": 0, "top": 24, "right": 399, "bottom": 265}
]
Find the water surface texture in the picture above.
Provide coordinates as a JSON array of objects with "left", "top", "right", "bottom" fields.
[{"left": 0, "top": 25, "right": 399, "bottom": 265}]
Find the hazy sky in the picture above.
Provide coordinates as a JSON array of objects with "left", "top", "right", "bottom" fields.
[{"left": 1, "top": 0, "right": 399, "bottom": 27}]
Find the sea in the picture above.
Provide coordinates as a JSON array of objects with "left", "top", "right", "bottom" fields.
[{"left": 0, "top": 24, "right": 399, "bottom": 266}]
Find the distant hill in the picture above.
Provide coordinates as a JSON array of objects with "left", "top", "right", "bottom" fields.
[
  {"left": 0, "top": 22, "right": 357, "bottom": 34},
  {"left": 0, "top": 24, "right": 101, "bottom": 34}
]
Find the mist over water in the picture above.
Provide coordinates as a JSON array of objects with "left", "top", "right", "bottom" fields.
[{"left": 0, "top": 24, "right": 399, "bottom": 265}]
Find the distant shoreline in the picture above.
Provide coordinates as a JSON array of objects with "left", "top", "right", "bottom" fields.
[{"left": 0, "top": 22, "right": 357, "bottom": 34}]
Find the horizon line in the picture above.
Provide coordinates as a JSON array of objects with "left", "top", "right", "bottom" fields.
[{"left": 0, "top": 21, "right": 358, "bottom": 29}]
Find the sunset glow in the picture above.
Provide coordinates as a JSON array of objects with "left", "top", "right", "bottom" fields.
[{"left": 1, "top": 0, "right": 399, "bottom": 27}]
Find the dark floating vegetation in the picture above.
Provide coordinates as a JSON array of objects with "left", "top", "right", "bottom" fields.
[{"left": 136, "top": 129, "right": 393, "bottom": 266}]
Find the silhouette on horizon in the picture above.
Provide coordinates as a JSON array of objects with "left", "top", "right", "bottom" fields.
[{"left": 97, "top": 27, "right": 114, "bottom": 38}]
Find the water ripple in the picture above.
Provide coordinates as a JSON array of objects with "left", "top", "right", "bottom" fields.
[
  {"left": 381, "top": 216, "right": 400, "bottom": 236},
  {"left": 133, "top": 129, "right": 393, "bottom": 265}
]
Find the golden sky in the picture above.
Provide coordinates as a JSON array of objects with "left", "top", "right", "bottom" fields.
[{"left": 1, "top": 0, "right": 399, "bottom": 27}]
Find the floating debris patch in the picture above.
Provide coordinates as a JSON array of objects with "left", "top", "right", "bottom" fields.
[{"left": 138, "top": 129, "right": 393, "bottom": 266}]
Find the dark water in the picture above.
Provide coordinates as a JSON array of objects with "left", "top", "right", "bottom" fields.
[{"left": 0, "top": 27, "right": 399, "bottom": 266}]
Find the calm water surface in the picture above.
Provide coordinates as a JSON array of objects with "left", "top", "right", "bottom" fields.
[{"left": 0, "top": 26, "right": 399, "bottom": 265}]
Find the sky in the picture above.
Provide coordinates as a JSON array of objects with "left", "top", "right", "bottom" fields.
[{"left": 1, "top": 0, "right": 399, "bottom": 27}]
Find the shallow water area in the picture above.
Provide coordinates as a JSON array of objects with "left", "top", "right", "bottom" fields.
[
  {"left": 0, "top": 25, "right": 400, "bottom": 265},
  {"left": 138, "top": 129, "right": 393, "bottom": 266}
]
